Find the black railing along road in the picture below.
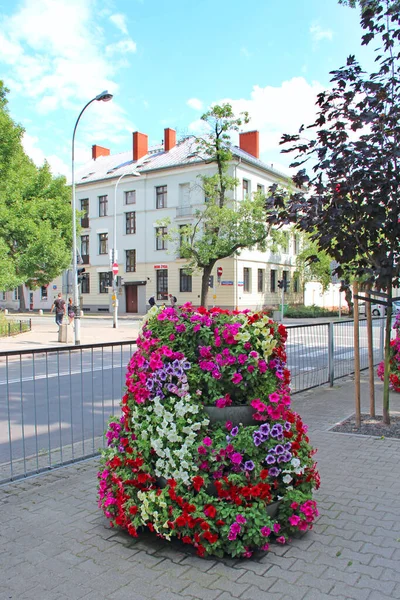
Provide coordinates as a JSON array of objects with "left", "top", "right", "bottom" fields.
[{"left": 0, "top": 318, "right": 387, "bottom": 485}]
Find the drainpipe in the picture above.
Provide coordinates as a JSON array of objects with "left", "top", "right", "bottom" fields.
[{"left": 234, "top": 158, "right": 241, "bottom": 310}]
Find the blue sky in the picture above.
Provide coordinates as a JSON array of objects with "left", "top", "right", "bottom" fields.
[{"left": 0, "top": 0, "right": 376, "bottom": 176}]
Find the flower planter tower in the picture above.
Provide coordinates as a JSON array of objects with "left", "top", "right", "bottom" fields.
[{"left": 98, "top": 305, "right": 320, "bottom": 558}]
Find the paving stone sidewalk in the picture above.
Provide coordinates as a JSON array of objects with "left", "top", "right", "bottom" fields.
[{"left": 1, "top": 375, "right": 399, "bottom": 600}]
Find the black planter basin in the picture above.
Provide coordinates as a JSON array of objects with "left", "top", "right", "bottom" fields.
[{"left": 204, "top": 405, "right": 256, "bottom": 425}]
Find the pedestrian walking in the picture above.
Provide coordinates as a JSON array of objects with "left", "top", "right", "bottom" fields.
[
  {"left": 148, "top": 295, "right": 156, "bottom": 308},
  {"left": 51, "top": 293, "right": 66, "bottom": 326},
  {"left": 169, "top": 294, "right": 177, "bottom": 307},
  {"left": 67, "top": 297, "right": 76, "bottom": 326}
]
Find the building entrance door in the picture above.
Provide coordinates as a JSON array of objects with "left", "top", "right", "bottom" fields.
[{"left": 125, "top": 285, "right": 138, "bottom": 313}]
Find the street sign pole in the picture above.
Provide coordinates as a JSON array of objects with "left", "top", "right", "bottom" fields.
[{"left": 112, "top": 262, "right": 119, "bottom": 328}]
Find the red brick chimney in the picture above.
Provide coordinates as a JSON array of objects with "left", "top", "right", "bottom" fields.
[
  {"left": 164, "top": 128, "right": 176, "bottom": 152},
  {"left": 239, "top": 131, "right": 259, "bottom": 159},
  {"left": 133, "top": 131, "right": 148, "bottom": 161},
  {"left": 92, "top": 145, "right": 110, "bottom": 160}
]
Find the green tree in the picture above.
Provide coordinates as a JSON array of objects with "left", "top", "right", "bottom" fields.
[
  {"left": 0, "top": 81, "right": 72, "bottom": 308},
  {"left": 295, "top": 234, "right": 333, "bottom": 293},
  {"left": 160, "top": 104, "right": 272, "bottom": 306}
]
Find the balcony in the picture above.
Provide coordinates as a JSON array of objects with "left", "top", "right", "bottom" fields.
[
  {"left": 81, "top": 217, "right": 89, "bottom": 228},
  {"left": 81, "top": 255, "right": 90, "bottom": 264},
  {"left": 176, "top": 206, "right": 192, "bottom": 218}
]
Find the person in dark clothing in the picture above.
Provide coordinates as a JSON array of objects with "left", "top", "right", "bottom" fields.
[
  {"left": 51, "top": 293, "right": 66, "bottom": 326},
  {"left": 148, "top": 295, "right": 156, "bottom": 308}
]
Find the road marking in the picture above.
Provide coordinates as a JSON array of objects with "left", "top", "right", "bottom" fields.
[{"left": 0, "top": 364, "right": 123, "bottom": 386}]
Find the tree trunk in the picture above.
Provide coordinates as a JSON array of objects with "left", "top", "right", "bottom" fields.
[
  {"left": 18, "top": 284, "right": 27, "bottom": 312},
  {"left": 382, "top": 282, "right": 392, "bottom": 426},
  {"left": 200, "top": 264, "right": 215, "bottom": 307},
  {"left": 365, "top": 285, "right": 375, "bottom": 417},
  {"left": 353, "top": 282, "right": 361, "bottom": 428}
]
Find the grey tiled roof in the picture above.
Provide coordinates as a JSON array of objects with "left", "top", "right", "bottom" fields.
[{"left": 75, "top": 136, "right": 289, "bottom": 185}]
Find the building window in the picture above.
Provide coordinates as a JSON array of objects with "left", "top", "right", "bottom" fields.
[
  {"left": 180, "top": 269, "right": 192, "bottom": 292},
  {"left": 293, "top": 273, "right": 300, "bottom": 293},
  {"left": 13, "top": 288, "right": 20, "bottom": 301},
  {"left": 257, "top": 184, "right": 265, "bottom": 194},
  {"left": 81, "top": 234, "right": 89, "bottom": 259},
  {"left": 126, "top": 249, "right": 136, "bottom": 272},
  {"left": 242, "top": 179, "right": 250, "bottom": 199},
  {"left": 156, "top": 227, "right": 167, "bottom": 250},
  {"left": 41, "top": 286, "right": 48, "bottom": 300},
  {"left": 243, "top": 267, "right": 251, "bottom": 293},
  {"left": 293, "top": 234, "right": 300, "bottom": 255},
  {"left": 99, "top": 195, "right": 108, "bottom": 217},
  {"left": 179, "top": 224, "right": 189, "bottom": 258},
  {"left": 81, "top": 198, "right": 89, "bottom": 227},
  {"left": 282, "top": 232, "right": 289, "bottom": 254},
  {"left": 126, "top": 212, "right": 136, "bottom": 234},
  {"left": 1, "top": 291, "right": 6, "bottom": 301},
  {"left": 270, "top": 269, "right": 277, "bottom": 293},
  {"left": 156, "top": 269, "right": 168, "bottom": 301},
  {"left": 125, "top": 190, "right": 136, "bottom": 205},
  {"left": 99, "top": 233, "right": 108, "bottom": 255},
  {"left": 99, "top": 272, "right": 112, "bottom": 294},
  {"left": 156, "top": 185, "right": 167, "bottom": 209},
  {"left": 81, "top": 274, "right": 90, "bottom": 294},
  {"left": 283, "top": 270, "right": 289, "bottom": 290},
  {"left": 257, "top": 269, "right": 265, "bottom": 293}
]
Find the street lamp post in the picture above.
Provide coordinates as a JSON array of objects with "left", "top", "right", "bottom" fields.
[
  {"left": 112, "top": 172, "right": 139, "bottom": 328},
  {"left": 71, "top": 90, "right": 113, "bottom": 345}
]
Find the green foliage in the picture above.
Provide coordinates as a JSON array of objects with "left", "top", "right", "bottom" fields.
[
  {"left": 0, "top": 81, "right": 72, "bottom": 292},
  {"left": 295, "top": 235, "right": 333, "bottom": 292},
  {"left": 284, "top": 305, "right": 341, "bottom": 318}
]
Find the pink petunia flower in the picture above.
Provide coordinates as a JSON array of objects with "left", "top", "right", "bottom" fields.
[{"left": 232, "top": 372, "right": 243, "bottom": 384}]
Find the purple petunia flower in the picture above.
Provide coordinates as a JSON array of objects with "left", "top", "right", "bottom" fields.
[
  {"left": 270, "top": 424, "right": 283, "bottom": 438},
  {"left": 231, "top": 426, "right": 239, "bottom": 437},
  {"left": 266, "top": 454, "right": 276, "bottom": 465},
  {"left": 284, "top": 421, "right": 291, "bottom": 431},
  {"left": 253, "top": 435, "right": 262, "bottom": 447},
  {"left": 269, "top": 467, "right": 280, "bottom": 477},
  {"left": 284, "top": 442, "right": 291, "bottom": 451},
  {"left": 182, "top": 361, "right": 191, "bottom": 370},
  {"left": 259, "top": 423, "right": 270, "bottom": 435},
  {"left": 244, "top": 460, "right": 255, "bottom": 471},
  {"left": 275, "top": 444, "right": 285, "bottom": 454}
]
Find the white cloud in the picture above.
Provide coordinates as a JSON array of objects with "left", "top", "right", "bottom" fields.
[
  {"left": 22, "top": 132, "right": 69, "bottom": 176},
  {"left": 109, "top": 13, "right": 128, "bottom": 35},
  {"left": 240, "top": 46, "right": 251, "bottom": 58},
  {"left": 0, "top": 0, "right": 138, "bottom": 172},
  {"left": 187, "top": 98, "right": 203, "bottom": 111},
  {"left": 310, "top": 23, "right": 333, "bottom": 42},
  {"left": 188, "top": 77, "right": 325, "bottom": 171},
  {"left": 106, "top": 39, "right": 137, "bottom": 55}
]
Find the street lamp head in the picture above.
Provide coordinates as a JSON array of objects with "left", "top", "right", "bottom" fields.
[{"left": 96, "top": 90, "right": 113, "bottom": 102}]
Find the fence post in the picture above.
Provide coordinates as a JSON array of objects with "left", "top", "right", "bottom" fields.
[
  {"left": 328, "top": 322, "right": 334, "bottom": 386},
  {"left": 380, "top": 317, "right": 385, "bottom": 361},
  {"left": 20, "top": 320, "right": 22, "bottom": 332},
  {"left": 8, "top": 322, "right": 11, "bottom": 337}
]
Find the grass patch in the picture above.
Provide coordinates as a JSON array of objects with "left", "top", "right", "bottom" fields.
[{"left": 0, "top": 311, "right": 31, "bottom": 337}]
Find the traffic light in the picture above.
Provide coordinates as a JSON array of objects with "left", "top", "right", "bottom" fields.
[
  {"left": 277, "top": 280, "right": 284, "bottom": 289},
  {"left": 284, "top": 280, "right": 290, "bottom": 292},
  {"left": 77, "top": 267, "right": 86, "bottom": 285},
  {"left": 209, "top": 275, "right": 214, "bottom": 288}
]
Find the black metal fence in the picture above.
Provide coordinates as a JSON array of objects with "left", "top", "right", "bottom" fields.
[
  {"left": 0, "top": 318, "right": 386, "bottom": 485},
  {"left": 0, "top": 319, "right": 31, "bottom": 338}
]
